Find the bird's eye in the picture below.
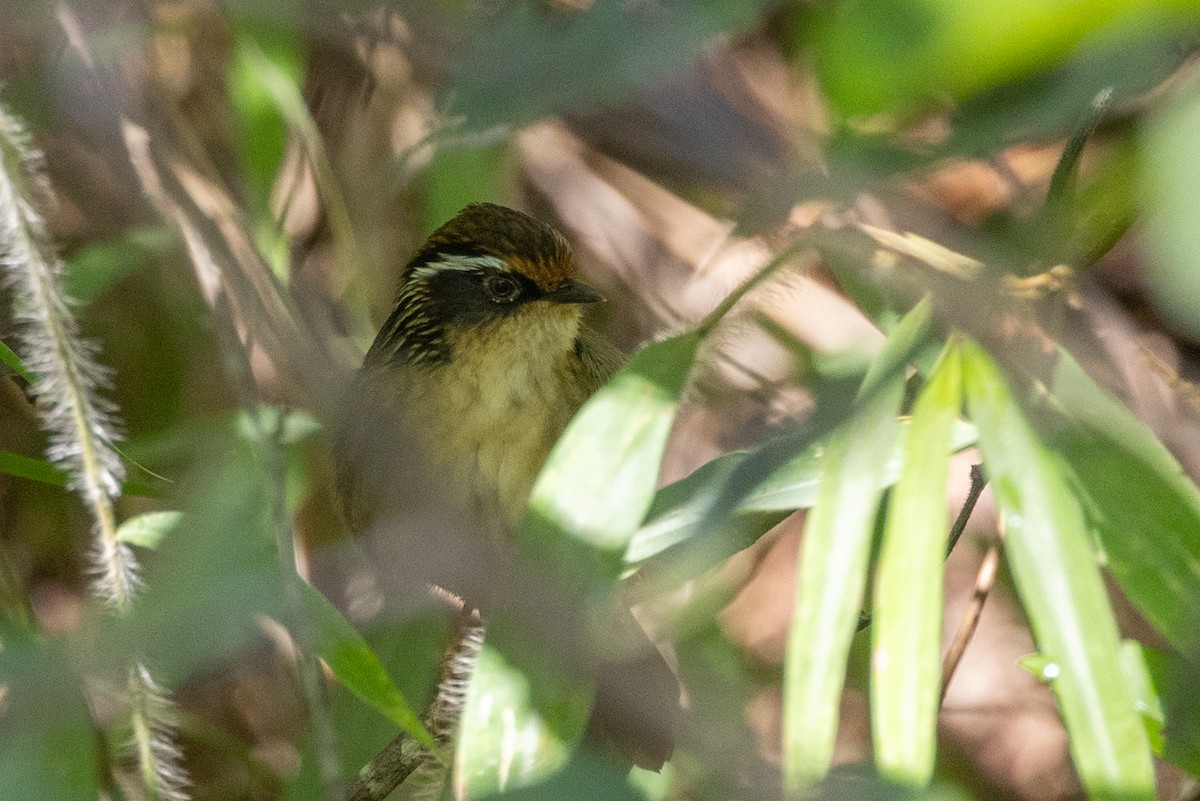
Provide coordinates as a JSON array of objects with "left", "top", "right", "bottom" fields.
[{"left": 483, "top": 274, "right": 521, "bottom": 303}]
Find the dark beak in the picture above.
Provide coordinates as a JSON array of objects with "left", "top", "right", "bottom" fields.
[{"left": 547, "top": 278, "right": 605, "bottom": 305}]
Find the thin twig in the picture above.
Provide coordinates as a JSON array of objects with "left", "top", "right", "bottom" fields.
[
  {"left": 346, "top": 606, "right": 484, "bottom": 801},
  {"left": 946, "top": 463, "right": 987, "bottom": 558},
  {"left": 940, "top": 541, "right": 1003, "bottom": 704},
  {"left": 858, "top": 462, "right": 988, "bottom": 632}
]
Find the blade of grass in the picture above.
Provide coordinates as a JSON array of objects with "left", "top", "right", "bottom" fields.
[
  {"left": 300, "top": 583, "right": 434, "bottom": 750},
  {"left": 0, "top": 337, "right": 35, "bottom": 382},
  {"left": 961, "top": 340, "right": 1155, "bottom": 801},
  {"left": 871, "top": 340, "right": 962, "bottom": 785},
  {"left": 780, "top": 301, "right": 927, "bottom": 791}
]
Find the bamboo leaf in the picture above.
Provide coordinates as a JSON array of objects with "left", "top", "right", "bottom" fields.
[
  {"left": 299, "top": 582, "right": 434, "bottom": 750},
  {"left": 519, "top": 332, "right": 700, "bottom": 599},
  {"left": 455, "top": 641, "right": 592, "bottom": 799},
  {"left": 626, "top": 419, "right": 976, "bottom": 567},
  {"left": 872, "top": 341, "right": 962, "bottom": 785},
  {"left": 780, "top": 300, "right": 926, "bottom": 791},
  {"left": 961, "top": 340, "right": 1155, "bottom": 801},
  {"left": 1037, "top": 349, "right": 1200, "bottom": 653}
]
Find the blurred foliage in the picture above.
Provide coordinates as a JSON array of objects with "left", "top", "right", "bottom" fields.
[{"left": 3, "top": 1, "right": 1200, "bottom": 801}]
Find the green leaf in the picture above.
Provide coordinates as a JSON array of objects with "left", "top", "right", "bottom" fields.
[
  {"left": 422, "top": 142, "right": 515, "bottom": 236},
  {"left": 62, "top": 226, "right": 175, "bottom": 306},
  {"left": 520, "top": 332, "right": 700, "bottom": 600},
  {"left": 961, "top": 340, "right": 1155, "bottom": 801},
  {"left": 115, "top": 511, "right": 182, "bottom": 550},
  {"left": 0, "top": 337, "right": 35, "bottom": 382},
  {"left": 1142, "top": 74, "right": 1200, "bottom": 340},
  {"left": 475, "top": 753, "right": 644, "bottom": 801},
  {"left": 1141, "top": 646, "right": 1200, "bottom": 778},
  {"left": 227, "top": 27, "right": 303, "bottom": 212},
  {"left": 871, "top": 341, "right": 962, "bottom": 786},
  {"left": 809, "top": 1, "right": 1196, "bottom": 117},
  {"left": 456, "top": 640, "right": 593, "bottom": 799},
  {"left": 0, "top": 449, "right": 65, "bottom": 487},
  {"left": 0, "top": 639, "right": 97, "bottom": 801},
  {"left": 299, "top": 582, "right": 434, "bottom": 750},
  {"left": 626, "top": 418, "right": 977, "bottom": 567},
  {"left": 781, "top": 313, "right": 914, "bottom": 790},
  {"left": 1117, "top": 641, "right": 1166, "bottom": 756},
  {"left": 0, "top": 449, "right": 158, "bottom": 498},
  {"left": 1037, "top": 350, "right": 1200, "bottom": 653},
  {"left": 1018, "top": 652, "right": 1064, "bottom": 684}
]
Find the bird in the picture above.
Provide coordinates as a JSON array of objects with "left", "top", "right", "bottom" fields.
[
  {"left": 337, "top": 202, "right": 622, "bottom": 539},
  {"left": 333, "top": 203, "right": 675, "bottom": 799}
]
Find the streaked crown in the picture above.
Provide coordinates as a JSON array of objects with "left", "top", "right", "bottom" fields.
[{"left": 365, "top": 203, "right": 602, "bottom": 367}]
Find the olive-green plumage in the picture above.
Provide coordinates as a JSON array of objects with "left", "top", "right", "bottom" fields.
[{"left": 338, "top": 203, "right": 622, "bottom": 537}]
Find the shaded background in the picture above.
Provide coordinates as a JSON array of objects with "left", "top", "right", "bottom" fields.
[{"left": 3, "top": 1, "right": 1200, "bottom": 800}]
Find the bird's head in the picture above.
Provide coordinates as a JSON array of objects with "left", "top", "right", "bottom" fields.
[{"left": 365, "top": 203, "right": 603, "bottom": 368}]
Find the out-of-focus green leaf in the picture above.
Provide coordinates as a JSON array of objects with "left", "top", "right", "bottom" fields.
[
  {"left": 456, "top": 640, "right": 593, "bottom": 799},
  {"left": 0, "top": 449, "right": 158, "bottom": 497},
  {"left": 299, "top": 582, "right": 433, "bottom": 749},
  {"left": 63, "top": 226, "right": 175, "bottom": 306},
  {"left": 227, "top": 26, "right": 303, "bottom": 210},
  {"left": 0, "top": 337, "right": 35, "bottom": 382},
  {"left": 1117, "top": 641, "right": 1166, "bottom": 756},
  {"left": 871, "top": 341, "right": 962, "bottom": 786},
  {"left": 625, "top": 419, "right": 976, "bottom": 567},
  {"left": 1141, "top": 646, "right": 1200, "bottom": 777},
  {"left": 452, "top": 0, "right": 773, "bottom": 128},
  {"left": 0, "top": 639, "right": 97, "bottom": 801},
  {"left": 1141, "top": 74, "right": 1200, "bottom": 340},
  {"left": 1017, "top": 652, "right": 1064, "bottom": 684},
  {"left": 520, "top": 332, "right": 700, "bottom": 600},
  {"left": 109, "top": 449, "right": 284, "bottom": 686},
  {"left": 962, "top": 340, "right": 1156, "bottom": 801},
  {"left": 0, "top": 449, "right": 65, "bottom": 487},
  {"left": 813, "top": 766, "right": 977, "bottom": 801},
  {"left": 115, "top": 510, "right": 182, "bottom": 549},
  {"left": 474, "top": 753, "right": 644, "bottom": 801},
  {"left": 781, "top": 302, "right": 920, "bottom": 790},
  {"left": 1037, "top": 349, "right": 1200, "bottom": 653},
  {"left": 809, "top": 1, "right": 1198, "bottom": 117}
]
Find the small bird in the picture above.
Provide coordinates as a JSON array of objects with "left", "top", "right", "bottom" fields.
[
  {"left": 338, "top": 202, "right": 622, "bottom": 538},
  {"left": 335, "top": 204, "right": 675, "bottom": 799}
]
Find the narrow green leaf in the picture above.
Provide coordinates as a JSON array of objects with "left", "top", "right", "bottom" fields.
[
  {"left": 0, "top": 449, "right": 158, "bottom": 498},
  {"left": 227, "top": 29, "right": 302, "bottom": 211},
  {"left": 1142, "top": 74, "right": 1200, "bottom": 340},
  {"left": 1117, "top": 641, "right": 1165, "bottom": 756},
  {"left": 0, "top": 337, "right": 35, "bottom": 382},
  {"left": 1141, "top": 646, "right": 1200, "bottom": 778},
  {"left": 872, "top": 342, "right": 962, "bottom": 786},
  {"left": 961, "top": 340, "right": 1155, "bottom": 801},
  {"left": 520, "top": 332, "right": 700, "bottom": 598},
  {"left": 299, "top": 582, "right": 434, "bottom": 750},
  {"left": 62, "top": 226, "right": 175, "bottom": 306},
  {"left": 115, "top": 511, "right": 182, "bottom": 550},
  {"left": 782, "top": 378, "right": 905, "bottom": 790},
  {"left": 456, "top": 641, "right": 592, "bottom": 799},
  {"left": 0, "top": 449, "right": 65, "bottom": 486},
  {"left": 781, "top": 350, "right": 909, "bottom": 789},
  {"left": 626, "top": 419, "right": 977, "bottom": 567},
  {"left": 1039, "top": 350, "right": 1200, "bottom": 653}
]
